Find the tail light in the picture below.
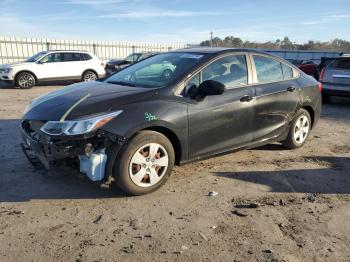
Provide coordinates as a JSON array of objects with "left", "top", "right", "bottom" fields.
[
  {"left": 319, "top": 68, "right": 325, "bottom": 81},
  {"left": 318, "top": 82, "right": 323, "bottom": 93}
]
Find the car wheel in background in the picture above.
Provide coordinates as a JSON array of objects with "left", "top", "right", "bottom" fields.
[
  {"left": 15, "top": 72, "right": 36, "bottom": 89},
  {"left": 113, "top": 131, "right": 175, "bottom": 195},
  {"left": 282, "top": 109, "right": 311, "bottom": 149},
  {"left": 162, "top": 69, "right": 173, "bottom": 80},
  {"left": 82, "top": 70, "right": 97, "bottom": 82}
]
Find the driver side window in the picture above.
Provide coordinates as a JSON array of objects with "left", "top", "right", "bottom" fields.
[
  {"left": 40, "top": 53, "right": 62, "bottom": 63},
  {"left": 202, "top": 55, "right": 248, "bottom": 89},
  {"left": 184, "top": 54, "right": 248, "bottom": 96}
]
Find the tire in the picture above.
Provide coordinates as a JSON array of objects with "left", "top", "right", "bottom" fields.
[
  {"left": 82, "top": 70, "right": 97, "bottom": 82},
  {"left": 322, "top": 94, "right": 330, "bottom": 104},
  {"left": 282, "top": 109, "right": 312, "bottom": 149},
  {"left": 15, "top": 72, "right": 36, "bottom": 89},
  {"left": 112, "top": 131, "right": 175, "bottom": 195}
]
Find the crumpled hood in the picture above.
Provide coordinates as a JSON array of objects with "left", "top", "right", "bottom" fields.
[{"left": 23, "top": 81, "right": 155, "bottom": 121}]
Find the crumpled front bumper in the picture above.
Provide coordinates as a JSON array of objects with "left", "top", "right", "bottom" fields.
[
  {"left": 20, "top": 120, "right": 125, "bottom": 172},
  {"left": 21, "top": 127, "right": 80, "bottom": 169}
]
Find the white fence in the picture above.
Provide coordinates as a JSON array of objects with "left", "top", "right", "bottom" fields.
[{"left": 0, "top": 36, "right": 188, "bottom": 64}]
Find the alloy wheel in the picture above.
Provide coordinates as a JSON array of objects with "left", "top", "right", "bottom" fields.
[
  {"left": 18, "top": 74, "right": 35, "bottom": 88},
  {"left": 83, "top": 72, "right": 97, "bottom": 81}
]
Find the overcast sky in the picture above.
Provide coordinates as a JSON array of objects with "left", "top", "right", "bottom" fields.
[{"left": 0, "top": 0, "right": 349, "bottom": 44}]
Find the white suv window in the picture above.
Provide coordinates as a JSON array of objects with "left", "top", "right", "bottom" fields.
[
  {"left": 63, "top": 53, "right": 83, "bottom": 62},
  {"left": 40, "top": 53, "right": 62, "bottom": 63}
]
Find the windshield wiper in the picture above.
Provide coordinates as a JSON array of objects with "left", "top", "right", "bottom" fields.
[{"left": 107, "top": 81, "right": 137, "bottom": 87}]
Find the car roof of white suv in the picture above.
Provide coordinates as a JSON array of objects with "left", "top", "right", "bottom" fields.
[{"left": 46, "top": 50, "right": 95, "bottom": 55}]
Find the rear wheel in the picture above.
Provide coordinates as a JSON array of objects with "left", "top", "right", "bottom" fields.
[
  {"left": 15, "top": 72, "right": 36, "bottom": 89},
  {"left": 113, "top": 131, "right": 175, "bottom": 195},
  {"left": 82, "top": 70, "right": 97, "bottom": 82},
  {"left": 282, "top": 109, "right": 311, "bottom": 149}
]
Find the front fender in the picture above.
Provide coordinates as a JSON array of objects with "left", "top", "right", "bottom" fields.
[{"left": 101, "top": 99, "right": 189, "bottom": 161}]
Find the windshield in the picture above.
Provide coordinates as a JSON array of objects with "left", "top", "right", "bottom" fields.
[
  {"left": 125, "top": 53, "right": 142, "bottom": 63},
  {"left": 105, "top": 52, "right": 206, "bottom": 88},
  {"left": 26, "top": 51, "right": 47, "bottom": 62}
]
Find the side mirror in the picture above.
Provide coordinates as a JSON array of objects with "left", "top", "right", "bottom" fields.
[{"left": 197, "top": 80, "right": 225, "bottom": 97}]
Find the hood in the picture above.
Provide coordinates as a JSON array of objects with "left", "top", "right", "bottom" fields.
[
  {"left": 0, "top": 61, "right": 31, "bottom": 68},
  {"left": 108, "top": 59, "right": 131, "bottom": 66},
  {"left": 23, "top": 81, "right": 155, "bottom": 121}
]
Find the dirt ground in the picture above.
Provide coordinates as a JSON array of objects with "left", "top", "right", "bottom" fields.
[{"left": 0, "top": 81, "right": 350, "bottom": 262}]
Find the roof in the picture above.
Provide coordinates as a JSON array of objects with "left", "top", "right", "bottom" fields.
[
  {"left": 47, "top": 50, "right": 92, "bottom": 53},
  {"left": 174, "top": 47, "right": 270, "bottom": 55}
]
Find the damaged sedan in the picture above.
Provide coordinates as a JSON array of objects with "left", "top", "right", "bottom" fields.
[{"left": 21, "top": 48, "right": 321, "bottom": 195}]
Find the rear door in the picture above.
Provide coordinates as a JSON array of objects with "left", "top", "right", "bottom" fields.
[
  {"left": 187, "top": 54, "right": 256, "bottom": 159},
  {"left": 251, "top": 54, "right": 300, "bottom": 142},
  {"left": 61, "top": 52, "right": 85, "bottom": 78}
]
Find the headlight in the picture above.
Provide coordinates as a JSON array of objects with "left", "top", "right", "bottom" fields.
[
  {"left": 40, "top": 110, "right": 123, "bottom": 136},
  {"left": 1, "top": 68, "right": 12, "bottom": 73}
]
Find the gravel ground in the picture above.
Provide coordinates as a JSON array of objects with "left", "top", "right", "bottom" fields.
[{"left": 0, "top": 81, "right": 350, "bottom": 262}]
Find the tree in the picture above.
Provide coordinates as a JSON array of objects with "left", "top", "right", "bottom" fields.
[{"left": 199, "top": 35, "right": 350, "bottom": 52}]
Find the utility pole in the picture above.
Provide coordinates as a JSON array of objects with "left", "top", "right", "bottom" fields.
[{"left": 210, "top": 31, "right": 213, "bottom": 47}]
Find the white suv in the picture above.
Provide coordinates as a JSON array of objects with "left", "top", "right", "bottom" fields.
[{"left": 0, "top": 50, "right": 106, "bottom": 89}]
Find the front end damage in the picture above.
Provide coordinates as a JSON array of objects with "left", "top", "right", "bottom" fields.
[{"left": 21, "top": 119, "right": 125, "bottom": 183}]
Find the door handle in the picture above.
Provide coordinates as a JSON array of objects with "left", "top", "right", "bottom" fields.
[
  {"left": 240, "top": 95, "right": 253, "bottom": 102},
  {"left": 287, "top": 86, "right": 296, "bottom": 92}
]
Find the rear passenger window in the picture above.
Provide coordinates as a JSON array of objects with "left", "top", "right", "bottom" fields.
[
  {"left": 63, "top": 53, "right": 82, "bottom": 62},
  {"left": 202, "top": 55, "right": 248, "bottom": 88},
  {"left": 281, "top": 63, "right": 294, "bottom": 80},
  {"left": 253, "top": 55, "right": 283, "bottom": 83},
  {"left": 82, "top": 53, "right": 92, "bottom": 60}
]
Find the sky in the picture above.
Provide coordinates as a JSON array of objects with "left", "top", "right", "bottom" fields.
[{"left": 0, "top": 0, "right": 349, "bottom": 44}]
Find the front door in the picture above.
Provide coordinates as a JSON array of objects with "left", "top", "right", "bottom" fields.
[
  {"left": 187, "top": 54, "right": 256, "bottom": 159},
  {"left": 36, "top": 53, "right": 65, "bottom": 79}
]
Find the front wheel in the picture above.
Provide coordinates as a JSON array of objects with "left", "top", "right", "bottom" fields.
[
  {"left": 162, "top": 69, "right": 173, "bottom": 80},
  {"left": 113, "top": 131, "right": 175, "bottom": 195},
  {"left": 282, "top": 109, "right": 311, "bottom": 149},
  {"left": 15, "top": 72, "right": 36, "bottom": 89}
]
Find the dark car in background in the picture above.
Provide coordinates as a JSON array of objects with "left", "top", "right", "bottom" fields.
[
  {"left": 287, "top": 59, "right": 318, "bottom": 79},
  {"left": 317, "top": 57, "right": 336, "bottom": 75},
  {"left": 320, "top": 54, "right": 350, "bottom": 102},
  {"left": 105, "top": 52, "right": 156, "bottom": 75},
  {"left": 21, "top": 48, "right": 321, "bottom": 195}
]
